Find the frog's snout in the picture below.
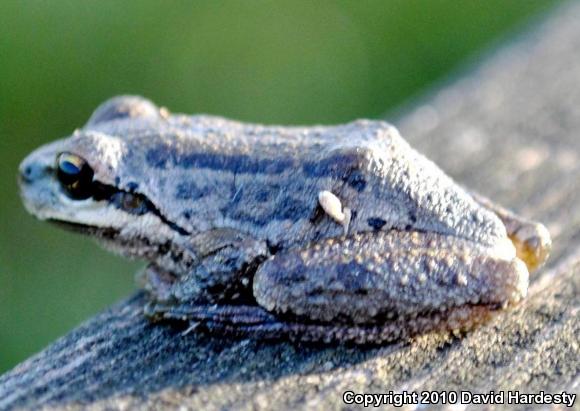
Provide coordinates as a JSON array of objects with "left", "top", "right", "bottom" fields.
[
  {"left": 19, "top": 157, "right": 51, "bottom": 185},
  {"left": 18, "top": 151, "right": 61, "bottom": 219}
]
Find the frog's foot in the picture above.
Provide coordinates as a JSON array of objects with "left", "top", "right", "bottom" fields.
[
  {"left": 137, "top": 264, "right": 179, "bottom": 305},
  {"left": 471, "top": 192, "right": 551, "bottom": 271},
  {"left": 507, "top": 222, "right": 551, "bottom": 273},
  {"left": 144, "top": 301, "right": 498, "bottom": 344}
]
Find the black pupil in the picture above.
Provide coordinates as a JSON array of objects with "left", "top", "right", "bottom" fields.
[{"left": 56, "top": 153, "right": 94, "bottom": 200}]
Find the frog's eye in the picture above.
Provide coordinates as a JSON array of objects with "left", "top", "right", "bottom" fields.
[{"left": 56, "top": 152, "right": 94, "bottom": 200}]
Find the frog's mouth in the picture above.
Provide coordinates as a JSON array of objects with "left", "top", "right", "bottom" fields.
[{"left": 48, "top": 219, "right": 119, "bottom": 238}]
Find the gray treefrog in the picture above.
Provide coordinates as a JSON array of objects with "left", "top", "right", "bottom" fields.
[{"left": 18, "top": 96, "right": 551, "bottom": 343}]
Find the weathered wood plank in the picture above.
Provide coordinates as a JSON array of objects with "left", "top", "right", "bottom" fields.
[{"left": 2, "top": 3, "right": 579, "bottom": 410}]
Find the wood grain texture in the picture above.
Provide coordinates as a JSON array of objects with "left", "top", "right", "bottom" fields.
[{"left": 2, "top": 3, "right": 579, "bottom": 410}]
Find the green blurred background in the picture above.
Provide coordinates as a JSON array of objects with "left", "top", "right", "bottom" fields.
[{"left": 0, "top": 1, "right": 561, "bottom": 373}]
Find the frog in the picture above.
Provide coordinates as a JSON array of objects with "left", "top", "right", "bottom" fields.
[{"left": 18, "top": 95, "right": 552, "bottom": 344}]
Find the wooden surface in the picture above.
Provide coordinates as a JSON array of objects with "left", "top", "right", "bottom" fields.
[{"left": 2, "top": 3, "right": 580, "bottom": 410}]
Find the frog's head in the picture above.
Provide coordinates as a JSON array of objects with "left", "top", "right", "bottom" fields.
[{"left": 18, "top": 96, "right": 194, "bottom": 267}]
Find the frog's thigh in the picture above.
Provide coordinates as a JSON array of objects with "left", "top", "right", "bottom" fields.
[
  {"left": 470, "top": 191, "right": 551, "bottom": 271},
  {"left": 253, "top": 231, "right": 529, "bottom": 324}
]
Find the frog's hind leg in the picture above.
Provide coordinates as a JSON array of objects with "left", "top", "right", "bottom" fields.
[
  {"left": 470, "top": 191, "right": 551, "bottom": 272},
  {"left": 146, "top": 230, "right": 530, "bottom": 344},
  {"left": 252, "top": 230, "right": 529, "bottom": 341},
  {"left": 145, "top": 300, "right": 497, "bottom": 344}
]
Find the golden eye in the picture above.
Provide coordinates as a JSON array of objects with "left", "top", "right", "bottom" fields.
[{"left": 56, "top": 152, "right": 94, "bottom": 200}]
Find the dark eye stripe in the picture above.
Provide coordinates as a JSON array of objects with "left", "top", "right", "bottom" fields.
[
  {"left": 93, "top": 181, "right": 190, "bottom": 235},
  {"left": 55, "top": 152, "right": 190, "bottom": 236}
]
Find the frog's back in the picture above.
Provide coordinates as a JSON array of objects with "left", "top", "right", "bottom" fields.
[
  {"left": 101, "top": 114, "right": 402, "bottom": 245},
  {"left": 85, "top": 97, "right": 507, "bottom": 249}
]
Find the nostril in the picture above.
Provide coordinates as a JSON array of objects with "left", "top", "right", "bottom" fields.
[
  {"left": 22, "top": 165, "right": 33, "bottom": 180},
  {"left": 19, "top": 162, "right": 48, "bottom": 184}
]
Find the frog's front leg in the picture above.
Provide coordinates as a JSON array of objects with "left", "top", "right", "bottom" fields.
[
  {"left": 142, "top": 228, "right": 269, "bottom": 309},
  {"left": 254, "top": 230, "right": 528, "bottom": 334},
  {"left": 470, "top": 192, "right": 551, "bottom": 272}
]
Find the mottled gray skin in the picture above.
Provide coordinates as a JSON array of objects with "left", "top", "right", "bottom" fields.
[{"left": 18, "top": 96, "right": 551, "bottom": 343}]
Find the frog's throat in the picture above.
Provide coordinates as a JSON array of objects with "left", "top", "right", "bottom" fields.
[{"left": 48, "top": 218, "right": 191, "bottom": 266}]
